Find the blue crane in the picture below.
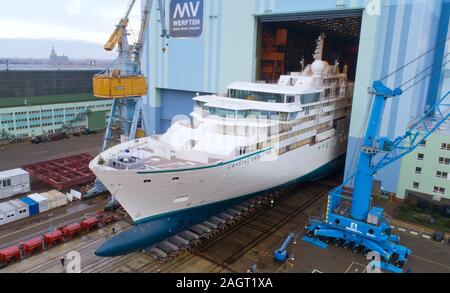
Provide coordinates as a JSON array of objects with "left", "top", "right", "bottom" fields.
[
  {"left": 304, "top": 78, "right": 450, "bottom": 272},
  {"left": 87, "top": 0, "right": 169, "bottom": 198},
  {"left": 274, "top": 232, "right": 295, "bottom": 262}
]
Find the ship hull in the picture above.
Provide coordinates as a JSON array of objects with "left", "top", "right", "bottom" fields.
[
  {"left": 95, "top": 153, "right": 345, "bottom": 257},
  {"left": 93, "top": 136, "right": 347, "bottom": 224}
]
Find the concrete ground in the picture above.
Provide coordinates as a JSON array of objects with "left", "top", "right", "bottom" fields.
[
  {"left": 3, "top": 175, "right": 448, "bottom": 273},
  {"left": 0, "top": 131, "right": 107, "bottom": 171}
]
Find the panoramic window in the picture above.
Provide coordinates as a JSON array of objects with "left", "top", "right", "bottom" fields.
[
  {"left": 300, "top": 93, "right": 321, "bottom": 104},
  {"left": 229, "top": 89, "right": 285, "bottom": 103},
  {"left": 209, "top": 108, "right": 236, "bottom": 118}
]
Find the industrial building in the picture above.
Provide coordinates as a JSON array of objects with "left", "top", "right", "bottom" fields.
[
  {"left": 396, "top": 128, "right": 450, "bottom": 203},
  {"left": 143, "top": 0, "right": 450, "bottom": 196},
  {"left": 0, "top": 70, "right": 113, "bottom": 139}
]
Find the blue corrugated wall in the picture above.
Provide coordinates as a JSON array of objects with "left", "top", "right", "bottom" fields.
[{"left": 142, "top": 0, "right": 449, "bottom": 191}]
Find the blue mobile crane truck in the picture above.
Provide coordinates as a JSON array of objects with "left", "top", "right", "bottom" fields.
[{"left": 304, "top": 79, "right": 450, "bottom": 273}]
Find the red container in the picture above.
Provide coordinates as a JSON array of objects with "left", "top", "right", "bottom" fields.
[
  {"left": 44, "top": 230, "right": 64, "bottom": 247},
  {"left": 81, "top": 217, "right": 99, "bottom": 231},
  {"left": 0, "top": 246, "right": 21, "bottom": 264},
  {"left": 62, "top": 223, "right": 82, "bottom": 238},
  {"left": 22, "top": 237, "right": 43, "bottom": 255}
]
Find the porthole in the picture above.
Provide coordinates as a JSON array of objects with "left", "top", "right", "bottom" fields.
[{"left": 369, "top": 229, "right": 375, "bottom": 235}]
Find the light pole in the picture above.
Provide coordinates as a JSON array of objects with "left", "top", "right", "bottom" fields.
[{"left": 48, "top": 213, "right": 54, "bottom": 230}]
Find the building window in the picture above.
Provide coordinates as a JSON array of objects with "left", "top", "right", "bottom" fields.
[
  {"left": 436, "top": 171, "right": 448, "bottom": 179},
  {"left": 433, "top": 186, "right": 445, "bottom": 195},
  {"left": 441, "top": 143, "right": 450, "bottom": 150},
  {"left": 438, "top": 157, "right": 450, "bottom": 165},
  {"left": 2, "top": 179, "right": 11, "bottom": 187},
  {"left": 419, "top": 140, "right": 427, "bottom": 147},
  {"left": 415, "top": 167, "right": 422, "bottom": 174},
  {"left": 413, "top": 182, "right": 420, "bottom": 189},
  {"left": 417, "top": 153, "right": 424, "bottom": 161}
]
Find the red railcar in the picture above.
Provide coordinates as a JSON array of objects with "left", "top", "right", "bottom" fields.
[
  {"left": 22, "top": 237, "right": 43, "bottom": 255},
  {"left": 0, "top": 246, "right": 21, "bottom": 264},
  {"left": 43, "top": 230, "right": 64, "bottom": 247},
  {"left": 81, "top": 217, "right": 100, "bottom": 231},
  {"left": 62, "top": 223, "right": 82, "bottom": 238}
]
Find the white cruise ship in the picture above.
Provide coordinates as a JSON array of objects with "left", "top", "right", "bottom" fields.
[{"left": 91, "top": 35, "right": 354, "bottom": 256}]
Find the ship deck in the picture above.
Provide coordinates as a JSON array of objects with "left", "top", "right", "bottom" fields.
[{"left": 105, "top": 143, "right": 223, "bottom": 172}]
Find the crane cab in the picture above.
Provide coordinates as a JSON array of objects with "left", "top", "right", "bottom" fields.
[{"left": 93, "top": 71, "right": 147, "bottom": 99}]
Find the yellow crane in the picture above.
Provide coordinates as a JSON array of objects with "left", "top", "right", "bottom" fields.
[{"left": 93, "top": 0, "right": 168, "bottom": 100}]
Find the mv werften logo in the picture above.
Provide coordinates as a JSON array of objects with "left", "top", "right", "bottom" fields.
[{"left": 170, "top": 0, "right": 204, "bottom": 38}]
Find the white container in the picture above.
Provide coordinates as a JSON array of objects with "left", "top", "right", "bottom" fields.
[
  {"left": 27, "top": 193, "right": 50, "bottom": 213},
  {"left": 0, "top": 168, "right": 30, "bottom": 199},
  {"left": 40, "top": 190, "right": 68, "bottom": 209},
  {"left": 0, "top": 202, "right": 17, "bottom": 224},
  {"left": 9, "top": 199, "right": 29, "bottom": 219},
  {"left": 0, "top": 211, "right": 5, "bottom": 226}
]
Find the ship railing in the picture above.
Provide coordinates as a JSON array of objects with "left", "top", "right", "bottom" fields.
[{"left": 108, "top": 154, "right": 146, "bottom": 170}]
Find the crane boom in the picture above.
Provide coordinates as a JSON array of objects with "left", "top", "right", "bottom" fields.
[
  {"left": 134, "top": 0, "right": 169, "bottom": 66},
  {"left": 372, "top": 90, "right": 450, "bottom": 173},
  {"left": 104, "top": 0, "right": 137, "bottom": 51}
]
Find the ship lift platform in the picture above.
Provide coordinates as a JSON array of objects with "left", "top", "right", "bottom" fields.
[{"left": 143, "top": 193, "right": 279, "bottom": 263}]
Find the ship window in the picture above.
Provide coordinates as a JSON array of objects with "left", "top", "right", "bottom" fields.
[
  {"left": 144, "top": 180, "right": 152, "bottom": 183},
  {"left": 172, "top": 177, "right": 180, "bottom": 181},
  {"left": 288, "top": 112, "right": 299, "bottom": 120},
  {"left": 278, "top": 112, "right": 288, "bottom": 121},
  {"left": 286, "top": 96, "right": 295, "bottom": 103},
  {"left": 229, "top": 89, "right": 284, "bottom": 103},
  {"left": 300, "top": 93, "right": 321, "bottom": 104},
  {"left": 209, "top": 107, "right": 236, "bottom": 118}
]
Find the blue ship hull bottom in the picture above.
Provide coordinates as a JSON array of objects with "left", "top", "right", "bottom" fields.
[{"left": 95, "top": 154, "right": 345, "bottom": 257}]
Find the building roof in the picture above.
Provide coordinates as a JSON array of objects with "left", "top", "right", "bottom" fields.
[
  {"left": 0, "top": 168, "right": 28, "bottom": 178},
  {"left": 0, "top": 93, "right": 105, "bottom": 109}
]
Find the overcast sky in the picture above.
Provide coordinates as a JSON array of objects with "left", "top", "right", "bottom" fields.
[{"left": 0, "top": 0, "right": 141, "bottom": 59}]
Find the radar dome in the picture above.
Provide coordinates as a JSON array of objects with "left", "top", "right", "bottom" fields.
[{"left": 311, "top": 60, "right": 326, "bottom": 77}]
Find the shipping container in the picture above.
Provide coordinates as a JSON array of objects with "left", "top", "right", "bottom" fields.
[
  {"left": 40, "top": 190, "right": 68, "bottom": 210},
  {"left": 22, "top": 237, "right": 43, "bottom": 255},
  {"left": 43, "top": 230, "right": 64, "bottom": 247},
  {"left": 62, "top": 223, "right": 82, "bottom": 238},
  {"left": 0, "top": 246, "right": 21, "bottom": 264},
  {"left": 0, "top": 202, "right": 17, "bottom": 224},
  {"left": 20, "top": 197, "right": 39, "bottom": 216},
  {"left": 9, "top": 199, "right": 29, "bottom": 219},
  {"left": 27, "top": 193, "right": 50, "bottom": 213},
  {"left": 0, "top": 169, "right": 30, "bottom": 199}
]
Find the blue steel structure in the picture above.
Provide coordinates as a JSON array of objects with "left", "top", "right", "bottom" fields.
[
  {"left": 102, "top": 0, "right": 169, "bottom": 150},
  {"left": 87, "top": 0, "right": 169, "bottom": 197},
  {"left": 274, "top": 232, "right": 295, "bottom": 262},
  {"left": 305, "top": 80, "right": 450, "bottom": 271}
]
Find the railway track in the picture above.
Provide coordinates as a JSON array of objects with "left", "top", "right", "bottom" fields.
[
  {"left": 140, "top": 176, "right": 340, "bottom": 273},
  {"left": 5, "top": 176, "right": 340, "bottom": 273}
]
